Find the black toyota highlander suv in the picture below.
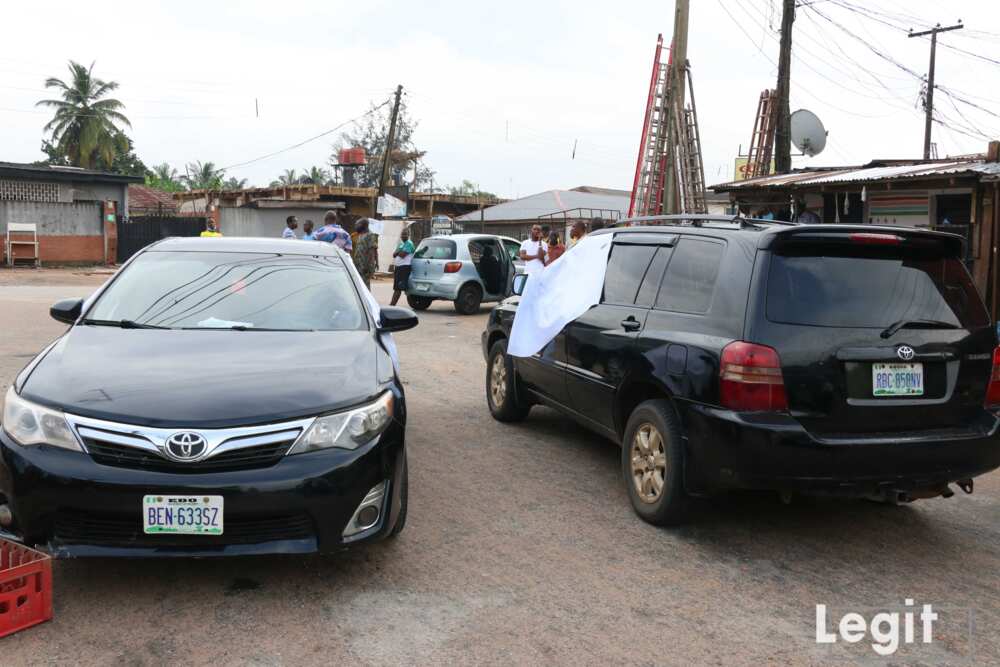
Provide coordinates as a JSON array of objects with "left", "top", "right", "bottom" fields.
[{"left": 482, "top": 216, "right": 1000, "bottom": 525}]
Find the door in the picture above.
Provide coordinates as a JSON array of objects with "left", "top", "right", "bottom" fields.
[
  {"left": 468, "top": 237, "right": 505, "bottom": 298},
  {"left": 563, "top": 242, "right": 671, "bottom": 430}
]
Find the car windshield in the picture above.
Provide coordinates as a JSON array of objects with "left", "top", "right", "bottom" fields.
[
  {"left": 766, "top": 250, "right": 989, "bottom": 329},
  {"left": 86, "top": 251, "right": 367, "bottom": 331}
]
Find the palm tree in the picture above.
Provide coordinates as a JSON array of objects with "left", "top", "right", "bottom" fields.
[
  {"left": 36, "top": 61, "right": 131, "bottom": 169},
  {"left": 146, "top": 162, "right": 184, "bottom": 192},
  {"left": 222, "top": 177, "right": 248, "bottom": 190},
  {"left": 182, "top": 161, "right": 224, "bottom": 190},
  {"left": 270, "top": 169, "right": 299, "bottom": 187},
  {"left": 300, "top": 165, "right": 330, "bottom": 185}
]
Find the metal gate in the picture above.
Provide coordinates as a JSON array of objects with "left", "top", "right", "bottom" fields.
[{"left": 117, "top": 216, "right": 207, "bottom": 263}]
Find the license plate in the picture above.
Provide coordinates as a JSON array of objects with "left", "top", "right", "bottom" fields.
[
  {"left": 143, "top": 495, "right": 223, "bottom": 535},
  {"left": 872, "top": 363, "right": 924, "bottom": 397},
  {"left": 415, "top": 283, "right": 430, "bottom": 292}
]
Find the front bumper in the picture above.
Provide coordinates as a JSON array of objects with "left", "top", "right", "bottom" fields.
[
  {"left": 681, "top": 403, "right": 1000, "bottom": 495},
  {"left": 0, "top": 419, "right": 406, "bottom": 557}
]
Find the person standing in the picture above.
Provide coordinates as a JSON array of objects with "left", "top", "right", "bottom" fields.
[
  {"left": 569, "top": 221, "right": 588, "bottom": 247},
  {"left": 353, "top": 218, "right": 379, "bottom": 289},
  {"left": 390, "top": 228, "right": 416, "bottom": 306},
  {"left": 302, "top": 220, "right": 315, "bottom": 240},
  {"left": 518, "top": 224, "right": 547, "bottom": 276},
  {"left": 795, "top": 200, "right": 821, "bottom": 225},
  {"left": 200, "top": 220, "right": 222, "bottom": 237},
  {"left": 314, "top": 211, "right": 353, "bottom": 252},
  {"left": 282, "top": 216, "right": 298, "bottom": 239},
  {"left": 544, "top": 230, "right": 566, "bottom": 266}
]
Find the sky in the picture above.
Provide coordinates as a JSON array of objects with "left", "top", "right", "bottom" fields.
[{"left": 2, "top": 0, "right": 998, "bottom": 199}]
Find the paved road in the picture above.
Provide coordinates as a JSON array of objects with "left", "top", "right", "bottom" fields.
[{"left": 2, "top": 269, "right": 999, "bottom": 665}]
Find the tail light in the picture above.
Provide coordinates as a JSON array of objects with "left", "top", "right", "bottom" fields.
[
  {"left": 444, "top": 261, "right": 462, "bottom": 273},
  {"left": 720, "top": 342, "right": 788, "bottom": 412},
  {"left": 849, "top": 232, "right": 901, "bottom": 245},
  {"left": 985, "top": 347, "right": 1000, "bottom": 409}
]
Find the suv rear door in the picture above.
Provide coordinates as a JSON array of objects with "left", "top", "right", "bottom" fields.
[
  {"left": 748, "top": 228, "right": 995, "bottom": 437},
  {"left": 563, "top": 235, "right": 673, "bottom": 431}
]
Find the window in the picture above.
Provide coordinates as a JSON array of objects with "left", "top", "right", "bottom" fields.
[
  {"left": 655, "top": 238, "right": 724, "bottom": 314},
  {"left": 503, "top": 239, "right": 521, "bottom": 262},
  {"left": 766, "top": 252, "right": 989, "bottom": 329},
  {"left": 413, "top": 239, "right": 457, "bottom": 260},
  {"left": 635, "top": 247, "right": 672, "bottom": 307},
  {"left": 603, "top": 245, "right": 657, "bottom": 305},
  {"left": 87, "top": 252, "right": 366, "bottom": 331}
]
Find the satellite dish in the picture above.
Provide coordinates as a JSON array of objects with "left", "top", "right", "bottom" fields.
[{"left": 790, "top": 109, "right": 827, "bottom": 157}]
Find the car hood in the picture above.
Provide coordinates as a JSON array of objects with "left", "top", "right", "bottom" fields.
[{"left": 19, "top": 326, "right": 380, "bottom": 428}]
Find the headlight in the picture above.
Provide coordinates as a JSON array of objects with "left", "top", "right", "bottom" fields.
[
  {"left": 288, "top": 392, "right": 394, "bottom": 454},
  {"left": 2, "top": 386, "right": 82, "bottom": 451}
]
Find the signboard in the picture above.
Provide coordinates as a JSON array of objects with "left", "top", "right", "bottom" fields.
[
  {"left": 734, "top": 157, "right": 775, "bottom": 181},
  {"left": 431, "top": 215, "right": 454, "bottom": 235},
  {"left": 377, "top": 193, "right": 407, "bottom": 218}
]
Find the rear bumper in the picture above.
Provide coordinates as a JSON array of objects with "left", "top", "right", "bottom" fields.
[
  {"left": 681, "top": 403, "right": 1000, "bottom": 495},
  {"left": 0, "top": 420, "right": 406, "bottom": 557},
  {"left": 406, "top": 276, "right": 463, "bottom": 300}
]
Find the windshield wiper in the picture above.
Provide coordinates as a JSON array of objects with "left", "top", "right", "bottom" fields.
[
  {"left": 880, "top": 318, "right": 960, "bottom": 339},
  {"left": 81, "top": 318, "right": 169, "bottom": 330}
]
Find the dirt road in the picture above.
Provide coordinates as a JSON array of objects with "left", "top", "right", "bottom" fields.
[{"left": 1, "top": 268, "right": 998, "bottom": 665}]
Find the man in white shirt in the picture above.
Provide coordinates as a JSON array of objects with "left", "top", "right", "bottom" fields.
[{"left": 518, "top": 224, "right": 548, "bottom": 275}]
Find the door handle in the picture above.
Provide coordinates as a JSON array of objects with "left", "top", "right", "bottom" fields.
[{"left": 621, "top": 317, "right": 641, "bottom": 332}]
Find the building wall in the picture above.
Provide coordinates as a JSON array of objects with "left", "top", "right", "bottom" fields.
[
  {"left": 0, "top": 200, "right": 106, "bottom": 264},
  {"left": 219, "top": 207, "right": 344, "bottom": 238}
]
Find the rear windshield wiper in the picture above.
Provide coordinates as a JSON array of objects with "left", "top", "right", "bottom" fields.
[
  {"left": 880, "top": 318, "right": 960, "bottom": 339},
  {"left": 81, "top": 318, "right": 170, "bottom": 330}
]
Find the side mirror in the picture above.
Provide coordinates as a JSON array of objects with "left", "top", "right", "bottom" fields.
[
  {"left": 512, "top": 273, "right": 528, "bottom": 296},
  {"left": 50, "top": 298, "right": 84, "bottom": 324},
  {"left": 378, "top": 306, "right": 418, "bottom": 333}
]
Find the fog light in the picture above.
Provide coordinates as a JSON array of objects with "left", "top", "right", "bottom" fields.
[
  {"left": 357, "top": 505, "right": 380, "bottom": 528},
  {"left": 342, "top": 481, "right": 387, "bottom": 538}
]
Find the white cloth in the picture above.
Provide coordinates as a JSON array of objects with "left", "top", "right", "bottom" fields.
[
  {"left": 519, "top": 239, "right": 548, "bottom": 275},
  {"left": 508, "top": 233, "right": 614, "bottom": 358}
]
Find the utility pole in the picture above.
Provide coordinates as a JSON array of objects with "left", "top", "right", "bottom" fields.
[
  {"left": 909, "top": 22, "right": 963, "bottom": 159},
  {"left": 663, "top": 0, "right": 690, "bottom": 214},
  {"left": 774, "top": 0, "right": 794, "bottom": 174},
  {"left": 376, "top": 84, "right": 404, "bottom": 218}
]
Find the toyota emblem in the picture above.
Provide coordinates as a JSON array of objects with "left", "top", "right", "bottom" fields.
[
  {"left": 897, "top": 345, "right": 915, "bottom": 361},
  {"left": 165, "top": 432, "right": 207, "bottom": 461}
]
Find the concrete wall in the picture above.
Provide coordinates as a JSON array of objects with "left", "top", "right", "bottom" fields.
[
  {"left": 0, "top": 201, "right": 105, "bottom": 264},
  {"left": 220, "top": 207, "right": 341, "bottom": 238}
]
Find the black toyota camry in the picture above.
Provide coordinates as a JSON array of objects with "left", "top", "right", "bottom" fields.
[{"left": 0, "top": 237, "right": 417, "bottom": 557}]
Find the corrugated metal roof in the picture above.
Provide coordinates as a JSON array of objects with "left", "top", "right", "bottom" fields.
[
  {"left": 455, "top": 188, "right": 630, "bottom": 222},
  {"left": 711, "top": 160, "right": 1000, "bottom": 191}
]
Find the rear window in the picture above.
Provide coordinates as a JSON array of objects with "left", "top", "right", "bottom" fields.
[
  {"left": 414, "top": 239, "right": 456, "bottom": 260},
  {"left": 655, "top": 238, "right": 724, "bottom": 314},
  {"left": 766, "top": 251, "right": 989, "bottom": 329},
  {"left": 603, "top": 245, "right": 657, "bottom": 305}
]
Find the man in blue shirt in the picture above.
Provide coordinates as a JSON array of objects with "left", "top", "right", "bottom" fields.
[
  {"left": 313, "top": 210, "right": 352, "bottom": 252},
  {"left": 282, "top": 215, "right": 298, "bottom": 239},
  {"left": 302, "top": 220, "right": 315, "bottom": 240}
]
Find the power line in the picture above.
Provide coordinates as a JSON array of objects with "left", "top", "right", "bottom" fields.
[{"left": 218, "top": 99, "right": 392, "bottom": 172}]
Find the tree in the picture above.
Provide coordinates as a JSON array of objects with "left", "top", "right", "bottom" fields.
[
  {"left": 330, "top": 99, "right": 435, "bottom": 189},
  {"left": 146, "top": 163, "right": 184, "bottom": 192},
  {"left": 448, "top": 179, "right": 496, "bottom": 198},
  {"left": 299, "top": 165, "right": 331, "bottom": 185},
  {"left": 269, "top": 168, "right": 299, "bottom": 187},
  {"left": 36, "top": 61, "right": 131, "bottom": 169},
  {"left": 182, "top": 161, "right": 224, "bottom": 191},
  {"left": 222, "top": 177, "right": 248, "bottom": 190}
]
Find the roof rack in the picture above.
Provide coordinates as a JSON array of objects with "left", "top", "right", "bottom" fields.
[{"left": 614, "top": 214, "right": 800, "bottom": 230}]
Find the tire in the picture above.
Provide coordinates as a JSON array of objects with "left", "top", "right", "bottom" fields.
[
  {"left": 486, "top": 340, "right": 531, "bottom": 422},
  {"left": 406, "top": 295, "right": 432, "bottom": 311},
  {"left": 454, "top": 284, "right": 483, "bottom": 315},
  {"left": 622, "top": 399, "right": 688, "bottom": 526},
  {"left": 388, "top": 454, "right": 408, "bottom": 538}
]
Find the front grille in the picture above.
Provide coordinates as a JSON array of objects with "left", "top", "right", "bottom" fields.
[
  {"left": 83, "top": 438, "right": 294, "bottom": 473},
  {"left": 53, "top": 509, "right": 314, "bottom": 546}
]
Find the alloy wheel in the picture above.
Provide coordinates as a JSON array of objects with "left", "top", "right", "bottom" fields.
[
  {"left": 490, "top": 353, "right": 507, "bottom": 406},
  {"left": 630, "top": 423, "right": 667, "bottom": 504}
]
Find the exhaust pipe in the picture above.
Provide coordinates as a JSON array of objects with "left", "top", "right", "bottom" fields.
[{"left": 957, "top": 479, "right": 974, "bottom": 495}]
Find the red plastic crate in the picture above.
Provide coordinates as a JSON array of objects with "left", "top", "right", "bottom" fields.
[{"left": 0, "top": 538, "right": 52, "bottom": 639}]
